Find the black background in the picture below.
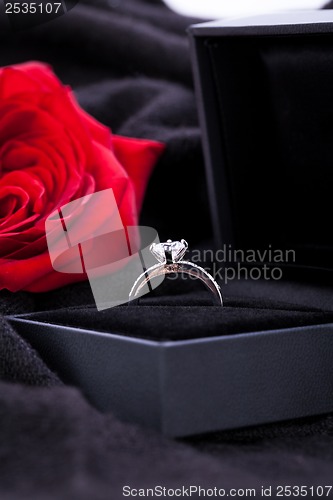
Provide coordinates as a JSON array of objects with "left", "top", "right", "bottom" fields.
[{"left": 1, "top": 1, "right": 333, "bottom": 498}]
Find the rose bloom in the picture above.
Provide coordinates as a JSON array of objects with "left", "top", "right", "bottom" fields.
[{"left": 0, "top": 62, "right": 165, "bottom": 292}]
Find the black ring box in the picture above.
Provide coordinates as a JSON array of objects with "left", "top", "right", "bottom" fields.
[
  {"left": 7, "top": 11, "right": 333, "bottom": 437},
  {"left": 7, "top": 277, "right": 333, "bottom": 438},
  {"left": 189, "top": 11, "right": 333, "bottom": 270}
]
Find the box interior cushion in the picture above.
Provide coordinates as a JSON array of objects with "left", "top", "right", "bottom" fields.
[
  {"left": 24, "top": 276, "right": 333, "bottom": 341},
  {"left": 204, "top": 32, "right": 333, "bottom": 266}
]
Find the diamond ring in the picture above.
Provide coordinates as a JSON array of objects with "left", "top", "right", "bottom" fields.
[{"left": 128, "top": 239, "right": 223, "bottom": 306}]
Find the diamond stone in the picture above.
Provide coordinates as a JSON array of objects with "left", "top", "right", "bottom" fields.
[
  {"left": 150, "top": 239, "right": 188, "bottom": 263},
  {"left": 170, "top": 240, "right": 188, "bottom": 262},
  {"left": 150, "top": 242, "right": 166, "bottom": 263}
]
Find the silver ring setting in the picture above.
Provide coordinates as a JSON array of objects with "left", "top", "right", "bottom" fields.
[{"left": 128, "top": 239, "right": 223, "bottom": 306}]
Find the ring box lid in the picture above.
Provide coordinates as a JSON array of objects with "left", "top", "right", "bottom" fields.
[{"left": 189, "top": 11, "right": 333, "bottom": 271}]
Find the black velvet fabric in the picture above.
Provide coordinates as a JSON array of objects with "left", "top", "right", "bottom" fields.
[
  {"left": 1, "top": 1, "right": 333, "bottom": 498},
  {"left": 16, "top": 276, "right": 333, "bottom": 341}
]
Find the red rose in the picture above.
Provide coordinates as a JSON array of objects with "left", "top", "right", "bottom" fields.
[{"left": 0, "top": 62, "right": 165, "bottom": 293}]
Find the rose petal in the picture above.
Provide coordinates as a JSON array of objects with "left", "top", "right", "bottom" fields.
[
  {"left": 0, "top": 62, "right": 165, "bottom": 292},
  {"left": 112, "top": 134, "right": 165, "bottom": 211},
  {"left": 0, "top": 62, "right": 61, "bottom": 99}
]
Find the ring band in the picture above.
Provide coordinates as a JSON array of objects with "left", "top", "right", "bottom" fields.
[{"left": 128, "top": 239, "right": 223, "bottom": 306}]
